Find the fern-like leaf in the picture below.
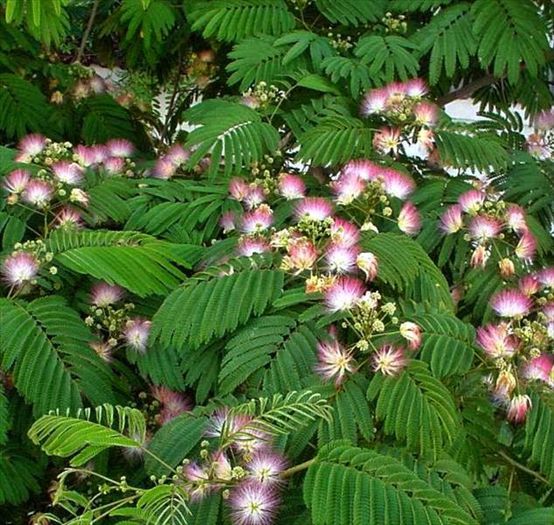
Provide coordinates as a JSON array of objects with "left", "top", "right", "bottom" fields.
[
  {"left": 0, "top": 446, "right": 43, "bottom": 505},
  {"left": 315, "top": 0, "right": 383, "bottom": 25}
]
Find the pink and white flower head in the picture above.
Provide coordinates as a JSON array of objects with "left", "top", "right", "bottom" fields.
[
  {"left": 534, "top": 108, "right": 554, "bottom": 131},
  {"left": 205, "top": 408, "right": 253, "bottom": 439},
  {"left": 417, "top": 128, "right": 435, "bottom": 152},
  {"left": 151, "top": 386, "right": 191, "bottom": 425},
  {"left": 90, "top": 341, "right": 113, "bottom": 362},
  {"left": 373, "top": 127, "right": 402, "bottom": 155},
  {"left": 69, "top": 188, "right": 90, "bottom": 207},
  {"left": 229, "top": 482, "right": 279, "bottom": 525},
  {"left": 284, "top": 238, "right": 317, "bottom": 271},
  {"left": 315, "top": 338, "right": 355, "bottom": 386},
  {"left": 90, "top": 145, "right": 109, "bottom": 164},
  {"left": 325, "top": 243, "right": 359, "bottom": 274},
  {"left": 184, "top": 463, "right": 211, "bottom": 500},
  {"left": 399, "top": 322, "right": 422, "bottom": 350},
  {"left": 153, "top": 157, "right": 177, "bottom": 179},
  {"left": 90, "top": 282, "right": 125, "bottom": 307},
  {"left": 246, "top": 451, "right": 288, "bottom": 486},
  {"left": 106, "top": 138, "right": 134, "bottom": 158},
  {"left": 372, "top": 345, "right": 408, "bottom": 376},
  {"left": 55, "top": 207, "right": 83, "bottom": 229},
  {"left": 17, "top": 133, "right": 46, "bottom": 158},
  {"left": 241, "top": 204, "right": 273, "bottom": 233},
  {"left": 331, "top": 173, "right": 366, "bottom": 205},
  {"left": 324, "top": 276, "right": 365, "bottom": 312},
  {"left": 2, "top": 252, "right": 39, "bottom": 287},
  {"left": 103, "top": 157, "right": 125, "bottom": 175},
  {"left": 505, "top": 204, "right": 528, "bottom": 234},
  {"left": 470, "top": 245, "right": 490, "bottom": 269},
  {"left": 507, "top": 395, "right": 532, "bottom": 424},
  {"left": 476, "top": 323, "right": 519, "bottom": 358},
  {"left": 52, "top": 161, "right": 84, "bottom": 185},
  {"left": 385, "top": 81, "right": 407, "bottom": 101},
  {"left": 3, "top": 169, "right": 30, "bottom": 193},
  {"left": 440, "top": 204, "right": 464, "bottom": 234},
  {"left": 74, "top": 145, "right": 97, "bottom": 167},
  {"left": 380, "top": 169, "right": 415, "bottom": 199},
  {"left": 413, "top": 102, "right": 438, "bottom": 127},
  {"left": 237, "top": 237, "right": 271, "bottom": 257},
  {"left": 229, "top": 178, "right": 250, "bottom": 201},
  {"left": 515, "top": 232, "right": 537, "bottom": 262},
  {"left": 211, "top": 450, "right": 233, "bottom": 481},
  {"left": 397, "top": 201, "right": 421, "bottom": 236},
  {"left": 404, "top": 78, "right": 428, "bottom": 98},
  {"left": 522, "top": 354, "right": 554, "bottom": 383},
  {"left": 490, "top": 289, "right": 532, "bottom": 318},
  {"left": 537, "top": 267, "right": 554, "bottom": 290},
  {"left": 166, "top": 144, "right": 190, "bottom": 165},
  {"left": 543, "top": 302, "right": 554, "bottom": 323},
  {"left": 361, "top": 87, "right": 389, "bottom": 115},
  {"left": 220, "top": 211, "right": 237, "bottom": 233},
  {"left": 519, "top": 274, "right": 540, "bottom": 296},
  {"left": 458, "top": 190, "right": 485, "bottom": 214},
  {"left": 244, "top": 185, "right": 267, "bottom": 210},
  {"left": 22, "top": 180, "right": 53, "bottom": 208},
  {"left": 330, "top": 218, "right": 360, "bottom": 247},
  {"left": 295, "top": 197, "right": 333, "bottom": 222},
  {"left": 468, "top": 215, "right": 502, "bottom": 241},
  {"left": 498, "top": 258, "right": 515, "bottom": 278},
  {"left": 277, "top": 173, "right": 305, "bottom": 200},
  {"left": 124, "top": 318, "right": 151, "bottom": 352},
  {"left": 341, "top": 159, "right": 382, "bottom": 182},
  {"left": 356, "top": 252, "right": 378, "bottom": 282}
]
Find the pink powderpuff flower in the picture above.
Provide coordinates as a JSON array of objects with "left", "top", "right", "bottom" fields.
[
  {"left": 397, "top": 201, "right": 421, "bottom": 236},
  {"left": 315, "top": 338, "right": 355, "bottom": 386},
  {"left": 399, "top": 322, "right": 422, "bottom": 350},
  {"left": 283, "top": 238, "right": 318, "bottom": 271},
  {"left": 153, "top": 157, "right": 176, "bottom": 179},
  {"left": 211, "top": 450, "right": 234, "bottom": 481},
  {"left": 404, "top": 78, "right": 428, "bottom": 98},
  {"left": 373, "top": 127, "right": 402, "bottom": 155},
  {"left": 533, "top": 108, "right": 554, "bottom": 131},
  {"left": 69, "top": 188, "right": 90, "bottom": 207},
  {"left": 536, "top": 267, "right": 554, "bottom": 289},
  {"left": 244, "top": 185, "right": 266, "bottom": 210},
  {"left": 361, "top": 87, "right": 389, "bottom": 115},
  {"left": 498, "top": 258, "right": 515, "bottom": 278},
  {"left": 341, "top": 159, "right": 383, "bottom": 182},
  {"left": 277, "top": 173, "right": 305, "bottom": 200},
  {"left": 330, "top": 218, "right": 360, "bottom": 247},
  {"left": 325, "top": 243, "right": 359, "bottom": 274},
  {"left": 220, "top": 211, "right": 237, "bottom": 233},
  {"left": 417, "top": 128, "right": 435, "bottom": 151},
  {"left": 90, "top": 282, "right": 125, "bottom": 307},
  {"left": 205, "top": 409, "right": 253, "bottom": 439},
  {"left": 124, "top": 318, "right": 151, "bottom": 352},
  {"left": 3, "top": 169, "right": 30, "bottom": 193},
  {"left": 90, "top": 145, "right": 109, "bottom": 164},
  {"left": 385, "top": 81, "right": 407, "bottom": 102},
  {"left": 519, "top": 274, "right": 540, "bottom": 296},
  {"left": 543, "top": 301, "right": 554, "bottom": 322},
  {"left": 490, "top": 289, "right": 532, "bottom": 318},
  {"left": 505, "top": 204, "right": 528, "bottom": 234},
  {"left": 331, "top": 173, "right": 366, "bottom": 205},
  {"left": 507, "top": 395, "right": 532, "bottom": 424},
  {"left": 74, "top": 145, "right": 97, "bottom": 167},
  {"left": 295, "top": 197, "right": 333, "bottom": 222},
  {"left": 106, "top": 138, "right": 134, "bottom": 158},
  {"left": 458, "top": 189, "right": 485, "bottom": 213},
  {"left": 90, "top": 341, "right": 113, "bottom": 362},
  {"left": 151, "top": 386, "right": 191, "bottom": 425},
  {"left": 468, "top": 215, "right": 502, "bottom": 241},
  {"left": 52, "top": 161, "right": 84, "bottom": 185},
  {"left": 237, "top": 237, "right": 271, "bottom": 257},
  {"left": 324, "top": 276, "right": 365, "bottom": 312},
  {"left": 241, "top": 204, "right": 274, "bottom": 233},
  {"left": 103, "top": 157, "right": 125, "bottom": 175},
  {"left": 515, "top": 232, "right": 537, "bottom": 262},
  {"left": 470, "top": 245, "right": 490, "bottom": 269},
  {"left": 476, "top": 323, "right": 519, "bottom": 358},
  {"left": 246, "top": 451, "right": 288, "bottom": 486},
  {"left": 166, "top": 144, "right": 190, "bottom": 165},
  {"left": 55, "top": 207, "right": 83, "bottom": 229},
  {"left": 413, "top": 102, "right": 438, "bottom": 127},
  {"left": 17, "top": 133, "right": 46, "bottom": 158},
  {"left": 229, "top": 177, "right": 250, "bottom": 201},
  {"left": 440, "top": 204, "right": 464, "bottom": 234},
  {"left": 1, "top": 252, "right": 39, "bottom": 287},
  {"left": 184, "top": 463, "right": 212, "bottom": 501},
  {"left": 229, "top": 482, "right": 280, "bottom": 525},
  {"left": 372, "top": 345, "right": 408, "bottom": 376},
  {"left": 522, "top": 354, "right": 554, "bottom": 383},
  {"left": 22, "top": 180, "right": 53, "bottom": 208},
  {"left": 380, "top": 169, "right": 416, "bottom": 199},
  {"left": 356, "top": 252, "right": 378, "bottom": 282}
]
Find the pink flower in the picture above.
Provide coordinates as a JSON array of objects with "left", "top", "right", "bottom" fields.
[
  {"left": 380, "top": 169, "right": 415, "bottom": 199},
  {"left": 476, "top": 323, "right": 519, "bottom": 358},
  {"left": 404, "top": 78, "right": 428, "bottom": 98},
  {"left": 246, "top": 451, "right": 288, "bottom": 486},
  {"left": 373, "top": 127, "right": 402, "bottom": 155},
  {"left": 90, "top": 145, "right": 109, "bottom": 164},
  {"left": 184, "top": 463, "right": 211, "bottom": 501},
  {"left": 470, "top": 245, "right": 490, "bottom": 268},
  {"left": 17, "top": 133, "right": 46, "bottom": 157},
  {"left": 151, "top": 386, "right": 191, "bottom": 424},
  {"left": 324, "top": 276, "right": 365, "bottom": 312},
  {"left": 386, "top": 81, "right": 407, "bottom": 100},
  {"left": 498, "top": 258, "right": 515, "bottom": 278},
  {"left": 468, "top": 215, "right": 502, "bottom": 241},
  {"left": 361, "top": 87, "right": 389, "bottom": 115},
  {"left": 90, "top": 341, "right": 112, "bottom": 362},
  {"left": 153, "top": 157, "right": 176, "bottom": 179},
  {"left": 22, "top": 180, "right": 53, "bottom": 208},
  {"left": 356, "top": 252, "right": 378, "bottom": 281},
  {"left": 372, "top": 345, "right": 408, "bottom": 376},
  {"left": 440, "top": 204, "right": 464, "bottom": 234},
  {"left": 515, "top": 232, "right": 536, "bottom": 262},
  {"left": 237, "top": 237, "right": 271, "bottom": 257},
  {"left": 294, "top": 197, "right": 333, "bottom": 222},
  {"left": 341, "top": 159, "right": 382, "bottom": 182},
  {"left": 106, "top": 139, "right": 134, "bottom": 158},
  {"left": 241, "top": 205, "right": 274, "bottom": 233},
  {"left": 55, "top": 207, "right": 83, "bottom": 229},
  {"left": 1, "top": 252, "right": 39, "bottom": 287},
  {"left": 205, "top": 409, "right": 252, "bottom": 439},
  {"left": 519, "top": 274, "right": 540, "bottom": 296},
  {"left": 74, "top": 145, "right": 98, "bottom": 167},
  {"left": 165, "top": 144, "right": 190, "bottom": 165},
  {"left": 230, "top": 178, "right": 250, "bottom": 201},
  {"left": 124, "top": 318, "right": 151, "bottom": 352},
  {"left": 522, "top": 354, "right": 554, "bottom": 383},
  {"left": 90, "top": 282, "right": 125, "bottom": 307},
  {"left": 458, "top": 190, "right": 485, "bottom": 213},
  {"left": 229, "top": 482, "right": 279, "bottom": 525},
  {"left": 220, "top": 211, "right": 237, "bottom": 233},
  {"left": 211, "top": 450, "right": 233, "bottom": 481},
  {"left": 507, "top": 395, "right": 532, "bottom": 424},
  {"left": 324, "top": 244, "right": 359, "bottom": 274},
  {"left": 537, "top": 267, "right": 554, "bottom": 289},
  {"left": 69, "top": 188, "right": 90, "bottom": 207},
  {"left": 413, "top": 102, "right": 438, "bottom": 127},
  {"left": 331, "top": 173, "right": 366, "bottom": 205},
  {"left": 490, "top": 289, "right": 532, "bottom": 318},
  {"left": 103, "top": 157, "right": 125, "bottom": 175},
  {"left": 533, "top": 108, "right": 554, "bottom": 131},
  {"left": 330, "top": 218, "right": 360, "bottom": 247},
  {"left": 397, "top": 201, "right": 421, "bottom": 236},
  {"left": 52, "top": 161, "right": 84, "bottom": 185},
  {"left": 277, "top": 173, "right": 305, "bottom": 200},
  {"left": 399, "top": 322, "right": 422, "bottom": 350},
  {"left": 315, "top": 338, "right": 355, "bottom": 386},
  {"left": 283, "top": 238, "right": 317, "bottom": 271},
  {"left": 3, "top": 169, "right": 30, "bottom": 193},
  {"left": 417, "top": 128, "right": 435, "bottom": 151},
  {"left": 505, "top": 204, "right": 528, "bottom": 234}
]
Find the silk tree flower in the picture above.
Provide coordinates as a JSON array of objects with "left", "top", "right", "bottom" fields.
[
  {"left": 507, "top": 395, "right": 532, "bottom": 424},
  {"left": 184, "top": 463, "right": 212, "bottom": 501},
  {"left": 534, "top": 108, "right": 554, "bottom": 130},
  {"left": 341, "top": 159, "right": 382, "bottom": 182},
  {"left": 246, "top": 451, "right": 288, "bottom": 486},
  {"left": 439, "top": 204, "right": 464, "bottom": 234},
  {"left": 476, "top": 323, "right": 519, "bottom": 358},
  {"left": 357, "top": 252, "right": 378, "bottom": 281},
  {"left": 282, "top": 238, "right": 318, "bottom": 272},
  {"left": 91, "top": 145, "right": 109, "bottom": 164},
  {"left": 124, "top": 318, "right": 151, "bottom": 352},
  {"left": 515, "top": 231, "right": 537, "bottom": 262},
  {"left": 103, "top": 157, "right": 126, "bottom": 175},
  {"left": 277, "top": 173, "right": 305, "bottom": 199},
  {"left": 241, "top": 205, "right": 274, "bottom": 233},
  {"left": 106, "top": 138, "right": 134, "bottom": 157},
  {"left": 537, "top": 267, "right": 554, "bottom": 289},
  {"left": 237, "top": 237, "right": 271, "bottom": 257},
  {"left": 458, "top": 189, "right": 485, "bottom": 213},
  {"left": 151, "top": 386, "right": 192, "bottom": 425},
  {"left": 153, "top": 157, "right": 177, "bottom": 179},
  {"left": 400, "top": 322, "right": 422, "bottom": 350},
  {"left": 315, "top": 338, "right": 355, "bottom": 386},
  {"left": 324, "top": 243, "right": 359, "bottom": 274},
  {"left": 490, "top": 289, "right": 532, "bottom": 318},
  {"left": 90, "top": 341, "right": 113, "bottom": 362},
  {"left": 404, "top": 78, "right": 428, "bottom": 98},
  {"left": 52, "top": 161, "right": 84, "bottom": 185},
  {"left": 498, "top": 258, "right": 515, "bottom": 278},
  {"left": 211, "top": 451, "right": 233, "bottom": 481},
  {"left": 295, "top": 197, "right": 333, "bottom": 222},
  {"left": 413, "top": 102, "right": 438, "bottom": 126},
  {"left": 330, "top": 218, "right": 360, "bottom": 247},
  {"left": 372, "top": 345, "right": 408, "bottom": 376},
  {"left": 331, "top": 173, "right": 366, "bottom": 205},
  {"left": 385, "top": 81, "right": 407, "bottom": 102},
  {"left": 1, "top": 252, "right": 39, "bottom": 287},
  {"left": 3, "top": 169, "right": 30, "bottom": 194},
  {"left": 380, "top": 169, "right": 416, "bottom": 199},
  {"left": 505, "top": 204, "right": 528, "bottom": 234},
  {"left": 74, "top": 145, "right": 98, "bottom": 167},
  {"left": 90, "top": 282, "right": 125, "bottom": 307},
  {"left": 229, "top": 482, "right": 279, "bottom": 525},
  {"left": 324, "top": 276, "right": 365, "bottom": 312},
  {"left": 16, "top": 133, "right": 46, "bottom": 159},
  {"left": 494, "top": 370, "right": 517, "bottom": 400},
  {"left": 69, "top": 188, "right": 90, "bottom": 207},
  {"left": 470, "top": 245, "right": 490, "bottom": 268},
  {"left": 55, "top": 207, "right": 83, "bottom": 229},
  {"left": 397, "top": 201, "right": 421, "bottom": 236},
  {"left": 230, "top": 178, "right": 251, "bottom": 201},
  {"left": 361, "top": 87, "right": 389, "bottom": 115},
  {"left": 22, "top": 180, "right": 53, "bottom": 208},
  {"left": 244, "top": 185, "right": 267, "bottom": 210},
  {"left": 417, "top": 128, "right": 435, "bottom": 151},
  {"left": 522, "top": 354, "right": 554, "bottom": 383},
  {"left": 468, "top": 215, "right": 502, "bottom": 241},
  {"left": 373, "top": 127, "right": 402, "bottom": 155},
  {"left": 519, "top": 274, "right": 540, "bottom": 296},
  {"left": 220, "top": 211, "right": 237, "bottom": 233},
  {"left": 165, "top": 144, "right": 190, "bottom": 165},
  {"left": 205, "top": 409, "right": 253, "bottom": 439}
]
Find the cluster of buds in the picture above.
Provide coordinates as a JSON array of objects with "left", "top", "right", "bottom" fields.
[
  {"left": 326, "top": 29, "right": 354, "bottom": 52},
  {"left": 85, "top": 282, "right": 151, "bottom": 361},
  {"left": 382, "top": 12, "right": 408, "bottom": 33},
  {"left": 478, "top": 267, "right": 554, "bottom": 423},
  {"left": 361, "top": 79, "right": 438, "bottom": 155},
  {"left": 440, "top": 185, "right": 537, "bottom": 274},
  {"left": 526, "top": 108, "right": 553, "bottom": 160},
  {"left": 241, "top": 82, "right": 287, "bottom": 110},
  {"left": 185, "top": 49, "right": 217, "bottom": 89}
]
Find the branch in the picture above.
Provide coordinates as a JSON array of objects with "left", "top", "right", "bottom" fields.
[
  {"left": 281, "top": 458, "right": 315, "bottom": 479},
  {"left": 75, "top": 0, "right": 100, "bottom": 64},
  {"left": 497, "top": 450, "right": 551, "bottom": 486}
]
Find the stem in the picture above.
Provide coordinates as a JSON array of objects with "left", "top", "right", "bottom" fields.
[
  {"left": 281, "top": 458, "right": 316, "bottom": 478},
  {"left": 75, "top": 0, "right": 100, "bottom": 63},
  {"left": 498, "top": 450, "right": 550, "bottom": 485}
]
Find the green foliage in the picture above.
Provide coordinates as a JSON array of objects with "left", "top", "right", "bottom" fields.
[
  {"left": 315, "top": 0, "right": 383, "bottom": 25},
  {"left": 0, "top": 446, "right": 43, "bottom": 505}
]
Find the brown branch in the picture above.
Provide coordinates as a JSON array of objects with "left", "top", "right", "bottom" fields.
[{"left": 75, "top": 0, "right": 100, "bottom": 64}]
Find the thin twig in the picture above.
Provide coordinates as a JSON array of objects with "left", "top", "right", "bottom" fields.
[
  {"left": 281, "top": 458, "right": 316, "bottom": 479},
  {"left": 75, "top": 0, "right": 100, "bottom": 64},
  {"left": 498, "top": 450, "right": 551, "bottom": 485}
]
